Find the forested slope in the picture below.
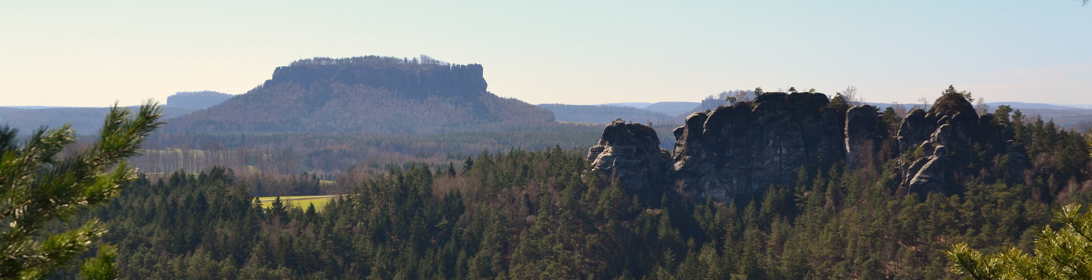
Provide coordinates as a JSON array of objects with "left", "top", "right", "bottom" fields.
[
  {"left": 45, "top": 88, "right": 1092, "bottom": 279},
  {"left": 57, "top": 136, "right": 1088, "bottom": 279}
]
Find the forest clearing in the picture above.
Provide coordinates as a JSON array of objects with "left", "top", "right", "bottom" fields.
[{"left": 258, "top": 195, "right": 341, "bottom": 211}]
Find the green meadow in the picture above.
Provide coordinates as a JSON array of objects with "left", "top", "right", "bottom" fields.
[{"left": 258, "top": 195, "right": 340, "bottom": 211}]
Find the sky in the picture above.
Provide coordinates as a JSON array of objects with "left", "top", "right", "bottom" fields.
[{"left": 1, "top": 0, "right": 1090, "bottom": 107}]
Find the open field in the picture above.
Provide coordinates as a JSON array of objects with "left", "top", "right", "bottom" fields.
[{"left": 258, "top": 195, "right": 341, "bottom": 211}]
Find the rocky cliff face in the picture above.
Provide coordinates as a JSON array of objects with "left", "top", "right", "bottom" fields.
[
  {"left": 586, "top": 120, "right": 671, "bottom": 193},
  {"left": 587, "top": 91, "right": 1028, "bottom": 202},
  {"left": 669, "top": 92, "right": 847, "bottom": 201},
  {"left": 896, "top": 93, "right": 1028, "bottom": 196},
  {"left": 845, "top": 105, "right": 881, "bottom": 167},
  {"left": 268, "top": 57, "right": 489, "bottom": 101}
]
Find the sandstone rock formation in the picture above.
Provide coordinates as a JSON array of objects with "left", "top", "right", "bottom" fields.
[
  {"left": 845, "top": 105, "right": 881, "bottom": 167},
  {"left": 586, "top": 120, "right": 671, "bottom": 192},
  {"left": 669, "top": 92, "right": 846, "bottom": 201},
  {"left": 587, "top": 89, "right": 1030, "bottom": 202},
  {"left": 896, "top": 92, "right": 1028, "bottom": 196}
]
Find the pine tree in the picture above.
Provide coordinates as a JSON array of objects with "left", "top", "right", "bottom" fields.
[
  {"left": 270, "top": 196, "right": 287, "bottom": 220},
  {"left": 305, "top": 203, "right": 317, "bottom": 222},
  {"left": 948, "top": 203, "right": 1092, "bottom": 279},
  {"left": 462, "top": 156, "right": 474, "bottom": 174},
  {"left": 0, "top": 102, "right": 162, "bottom": 279}
]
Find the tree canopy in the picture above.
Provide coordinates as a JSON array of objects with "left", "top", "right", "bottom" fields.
[
  {"left": 949, "top": 204, "right": 1092, "bottom": 279},
  {"left": 0, "top": 103, "right": 161, "bottom": 279}
]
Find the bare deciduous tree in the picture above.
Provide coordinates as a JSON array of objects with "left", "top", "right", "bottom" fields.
[
  {"left": 736, "top": 90, "right": 752, "bottom": 102},
  {"left": 975, "top": 98, "right": 990, "bottom": 116},
  {"left": 891, "top": 101, "right": 909, "bottom": 118},
  {"left": 838, "top": 86, "right": 863, "bottom": 106},
  {"left": 912, "top": 96, "right": 931, "bottom": 111}
]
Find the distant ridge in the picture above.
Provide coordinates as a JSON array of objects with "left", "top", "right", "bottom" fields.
[
  {"left": 539, "top": 104, "right": 674, "bottom": 124},
  {"left": 864, "top": 101, "right": 1079, "bottom": 110},
  {"left": 162, "top": 55, "right": 554, "bottom": 134},
  {"left": 599, "top": 102, "right": 653, "bottom": 108},
  {"left": 589, "top": 102, "right": 699, "bottom": 116},
  {"left": 643, "top": 102, "right": 699, "bottom": 116},
  {"left": 985, "top": 102, "right": 1076, "bottom": 110},
  {"left": 0, "top": 106, "right": 199, "bottom": 135},
  {"left": 5, "top": 106, "right": 59, "bottom": 109},
  {"left": 167, "top": 91, "right": 233, "bottom": 109}
]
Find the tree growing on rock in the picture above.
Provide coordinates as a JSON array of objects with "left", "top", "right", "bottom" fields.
[
  {"left": 838, "top": 85, "right": 862, "bottom": 106},
  {"left": 941, "top": 85, "right": 974, "bottom": 103},
  {"left": 931, "top": 85, "right": 976, "bottom": 116},
  {"left": 830, "top": 93, "right": 851, "bottom": 113}
]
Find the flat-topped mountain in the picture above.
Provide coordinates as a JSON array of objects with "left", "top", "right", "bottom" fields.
[
  {"left": 166, "top": 91, "right": 233, "bottom": 109},
  {"left": 162, "top": 56, "right": 554, "bottom": 133}
]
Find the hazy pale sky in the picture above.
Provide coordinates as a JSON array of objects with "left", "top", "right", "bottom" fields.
[{"left": 2, "top": 0, "right": 1090, "bottom": 107}]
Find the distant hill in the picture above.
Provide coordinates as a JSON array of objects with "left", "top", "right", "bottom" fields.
[
  {"left": 599, "top": 102, "right": 653, "bottom": 108},
  {"left": 6, "top": 106, "right": 59, "bottom": 109},
  {"left": 644, "top": 101, "right": 699, "bottom": 116},
  {"left": 162, "top": 56, "right": 554, "bottom": 134},
  {"left": 865, "top": 101, "right": 1078, "bottom": 111},
  {"left": 1059, "top": 104, "right": 1092, "bottom": 110},
  {"left": 1015, "top": 108, "right": 1092, "bottom": 130},
  {"left": 0, "top": 106, "right": 199, "bottom": 135},
  {"left": 0, "top": 91, "right": 229, "bottom": 135},
  {"left": 986, "top": 102, "right": 1077, "bottom": 110},
  {"left": 167, "top": 91, "right": 233, "bottom": 109},
  {"left": 686, "top": 91, "right": 742, "bottom": 117},
  {"left": 591, "top": 102, "right": 699, "bottom": 117},
  {"left": 538, "top": 104, "right": 675, "bottom": 124}
]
